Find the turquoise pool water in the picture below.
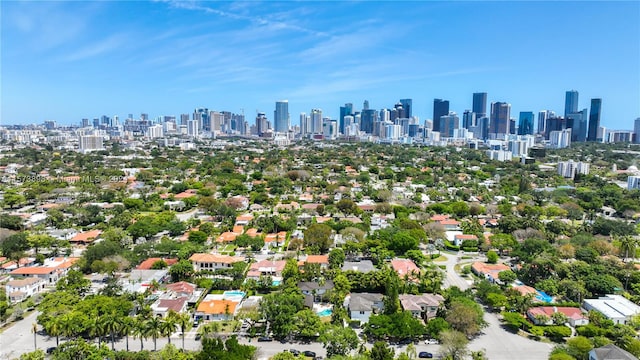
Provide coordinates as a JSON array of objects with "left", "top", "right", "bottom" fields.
[
  {"left": 317, "top": 308, "right": 332, "bottom": 317},
  {"left": 223, "top": 290, "right": 246, "bottom": 297},
  {"left": 272, "top": 280, "right": 281, "bottom": 286},
  {"left": 536, "top": 290, "right": 552, "bottom": 303}
]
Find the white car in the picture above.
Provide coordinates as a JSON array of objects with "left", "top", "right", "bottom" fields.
[{"left": 424, "top": 339, "right": 439, "bottom": 345}]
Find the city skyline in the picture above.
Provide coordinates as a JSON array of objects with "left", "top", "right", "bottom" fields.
[{"left": 2, "top": 1, "right": 639, "bottom": 128}]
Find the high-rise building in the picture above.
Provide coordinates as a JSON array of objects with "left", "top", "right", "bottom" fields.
[
  {"left": 517, "top": 112, "right": 535, "bottom": 135},
  {"left": 472, "top": 92, "right": 487, "bottom": 118},
  {"left": 634, "top": 118, "right": 640, "bottom": 144},
  {"left": 311, "top": 109, "right": 323, "bottom": 134},
  {"left": 79, "top": 135, "right": 104, "bottom": 153},
  {"left": 299, "top": 112, "right": 310, "bottom": 136},
  {"left": 462, "top": 110, "right": 476, "bottom": 129},
  {"left": 400, "top": 99, "right": 413, "bottom": 118},
  {"left": 537, "top": 110, "right": 555, "bottom": 134},
  {"left": 439, "top": 112, "right": 459, "bottom": 138},
  {"left": 180, "top": 114, "right": 190, "bottom": 126},
  {"left": 392, "top": 103, "right": 405, "bottom": 121},
  {"left": 339, "top": 103, "right": 353, "bottom": 135},
  {"left": 433, "top": 99, "right": 450, "bottom": 132},
  {"left": 550, "top": 129, "right": 572, "bottom": 149},
  {"left": 558, "top": 160, "right": 590, "bottom": 179},
  {"left": 564, "top": 90, "right": 579, "bottom": 118},
  {"left": 256, "top": 112, "right": 268, "bottom": 136},
  {"left": 566, "top": 109, "right": 588, "bottom": 142},
  {"left": 361, "top": 109, "right": 377, "bottom": 134},
  {"left": 274, "top": 100, "right": 289, "bottom": 133},
  {"left": 587, "top": 98, "right": 602, "bottom": 141},
  {"left": 81, "top": 118, "right": 90, "bottom": 128},
  {"left": 490, "top": 102, "right": 511, "bottom": 136},
  {"left": 363, "top": 100, "right": 370, "bottom": 110}
]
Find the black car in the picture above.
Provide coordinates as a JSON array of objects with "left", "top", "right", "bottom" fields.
[
  {"left": 257, "top": 336, "right": 273, "bottom": 342},
  {"left": 398, "top": 338, "right": 413, "bottom": 345},
  {"left": 303, "top": 350, "right": 317, "bottom": 357},
  {"left": 418, "top": 352, "right": 433, "bottom": 358},
  {"left": 289, "top": 349, "right": 301, "bottom": 355},
  {"left": 46, "top": 347, "right": 56, "bottom": 355}
]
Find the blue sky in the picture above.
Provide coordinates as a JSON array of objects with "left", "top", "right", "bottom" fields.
[{"left": 2, "top": 1, "right": 639, "bottom": 129}]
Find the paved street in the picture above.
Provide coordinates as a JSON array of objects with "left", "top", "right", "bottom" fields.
[{"left": 438, "top": 253, "right": 553, "bottom": 360}]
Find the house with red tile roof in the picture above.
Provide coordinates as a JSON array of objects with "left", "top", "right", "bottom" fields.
[
  {"left": 196, "top": 299, "right": 238, "bottom": 321},
  {"left": 188, "top": 253, "right": 244, "bottom": 271},
  {"left": 391, "top": 258, "right": 420, "bottom": 279},
  {"left": 453, "top": 234, "right": 478, "bottom": 247},
  {"left": 70, "top": 230, "right": 102, "bottom": 244},
  {"left": 246, "top": 260, "right": 286, "bottom": 280},
  {"left": 527, "top": 306, "right": 589, "bottom": 327},
  {"left": 304, "top": 255, "right": 329, "bottom": 269},
  {"left": 152, "top": 297, "right": 189, "bottom": 318},
  {"left": 438, "top": 219, "right": 460, "bottom": 230},
  {"left": 136, "top": 258, "right": 178, "bottom": 270},
  {"left": 165, "top": 281, "right": 197, "bottom": 296},
  {"left": 216, "top": 232, "right": 237, "bottom": 243},
  {"left": 471, "top": 262, "right": 510, "bottom": 283}
]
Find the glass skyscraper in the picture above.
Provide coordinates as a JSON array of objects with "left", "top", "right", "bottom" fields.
[
  {"left": 274, "top": 100, "right": 289, "bottom": 133},
  {"left": 472, "top": 92, "right": 487, "bottom": 118},
  {"left": 339, "top": 103, "right": 353, "bottom": 135},
  {"left": 433, "top": 99, "right": 450, "bottom": 132},
  {"left": 489, "top": 102, "right": 511, "bottom": 136},
  {"left": 517, "top": 112, "right": 535, "bottom": 135},
  {"left": 400, "top": 98, "right": 413, "bottom": 118},
  {"left": 587, "top": 98, "right": 602, "bottom": 142},
  {"left": 564, "top": 90, "right": 579, "bottom": 118}
]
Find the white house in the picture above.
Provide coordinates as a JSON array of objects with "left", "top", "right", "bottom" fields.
[
  {"left": 583, "top": 295, "right": 640, "bottom": 325},
  {"left": 5, "top": 277, "right": 46, "bottom": 303},
  {"left": 347, "top": 293, "right": 384, "bottom": 324}
]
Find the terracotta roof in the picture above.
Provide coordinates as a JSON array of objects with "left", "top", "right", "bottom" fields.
[
  {"left": 527, "top": 306, "right": 586, "bottom": 320},
  {"left": 137, "top": 258, "right": 178, "bottom": 270},
  {"left": 216, "top": 232, "right": 237, "bottom": 243},
  {"left": 430, "top": 214, "right": 450, "bottom": 221},
  {"left": 306, "top": 255, "right": 329, "bottom": 264},
  {"left": 156, "top": 297, "right": 188, "bottom": 313},
  {"left": 471, "top": 262, "right": 510, "bottom": 276},
  {"left": 175, "top": 190, "right": 197, "bottom": 199},
  {"left": 454, "top": 234, "right": 478, "bottom": 240},
  {"left": 188, "top": 253, "right": 243, "bottom": 264},
  {"left": 391, "top": 259, "right": 420, "bottom": 276},
  {"left": 196, "top": 299, "right": 238, "bottom": 315},
  {"left": 165, "top": 281, "right": 196, "bottom": 294},
  {"left": 245, "top": 228, "right": 259, "bottom": 237},
  {"left": 70, "top": 230, "right": 102, "bottom": 243},
  {"left": 10, "top": 266, "right": 57, "bottom": 275},
  {"left": 439, "top": 219, "right": 460, "bottom": 226},
  {"left": 232, "top": 226, "right": 244, "bottom": 234}
]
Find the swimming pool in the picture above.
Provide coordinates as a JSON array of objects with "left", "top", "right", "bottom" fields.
[
  {"left": 536, "top": 290, "right": 552, "bottom": 303},
  {"left": 223, "top": 290, "right": 246, "bottom": 300},
  {"left": 317, "top": 308, "right": 332, "bottom": 317}
]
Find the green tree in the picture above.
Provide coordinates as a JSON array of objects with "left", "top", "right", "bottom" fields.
[
  {"left": 328, "top": 248, "right": 346, "bottom": 269},
  {"left": 440, "top": 329, "right": 469, "bottom": 360},
  {"left": 370, "top": 341, "right": 395, "bottom": 360},
  {"left": 169, "top": 260, "right": 194, "bottom": 282},
  {"left": 303, "top": 223, "right": 333, "bottom": 253},
  {"left": 566, "top": 336, "right": 593, "bottom": 360},
  {"left": 188, "top": 230, "right": 208, "bottom": 244},
  {"left": 319, "top": 325, "right": 359, "bottom": 358},
  {"left": 486, "top": 250, "right": 498, "bottom": 264},
  {"left": 56, "top": 270, "right": 91, "bottom": 297},
  {"left": 446, "top": 298, "right": 485, "bottom": 337}
]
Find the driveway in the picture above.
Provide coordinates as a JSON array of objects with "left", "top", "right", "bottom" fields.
[{"left": 437, "top": 253, "right": 553, "bottom": 360}]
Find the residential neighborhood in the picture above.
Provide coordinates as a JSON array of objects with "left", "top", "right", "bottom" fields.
[{"left": 1, "top": 139, "right": 640, "bottom": 360}]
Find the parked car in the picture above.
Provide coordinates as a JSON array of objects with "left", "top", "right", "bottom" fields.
[
  {"left": 257, "top": 336, "right": 273, "bottom": 342},
  {"left": 303, "top": 350, "right": 317, "bottom": 357},
  {"left": 398, "top": 338, "right": 413, "bottom": 345},
  {"left": 289, "top": 349, "right": 301, "bottom": 355},
  {"left": 424, "top": 338, "right": 439, "bottom": 345},
  {"left": 418, "top": 352, "right": 433, "bottom": 358},
  {"left": 46, "top": 347, "right": 56, "bottom": 355}
]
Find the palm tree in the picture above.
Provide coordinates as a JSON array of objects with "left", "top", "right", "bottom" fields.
[
  {"left": 59, "top": 313, "right": 80, "bottom": 342},
  {"left": 145, "top": 316, "right": 163, "bottom": 351},
  {"left": 198, "top": 321, "right": 221, "bottom": 340},
  {"left": 174, "top": 312, "right": 192, "bottom": 351},
  {"left": 102, "top": 313, "right": 120, "bottom": 351},
  {"left": 44, "top": 317, "right": 62, "bottom": 347},
  {"left": 119, "top": 316, "right": 134, "bottom": 352},
  {"left": 160, "top": 317, "right": 178, "bottom": 345},
  {"left": 618, "top": 235, "right": 638, "bottom": 262},
  {"left": 31, "top": 322, "right": 38, "bottom": 351},
  {"left": 89, "top": 316, "right": 107, "bottom": 347},
  {"left": 133, "top": 316, "right": 148, "bottom": 351}
]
